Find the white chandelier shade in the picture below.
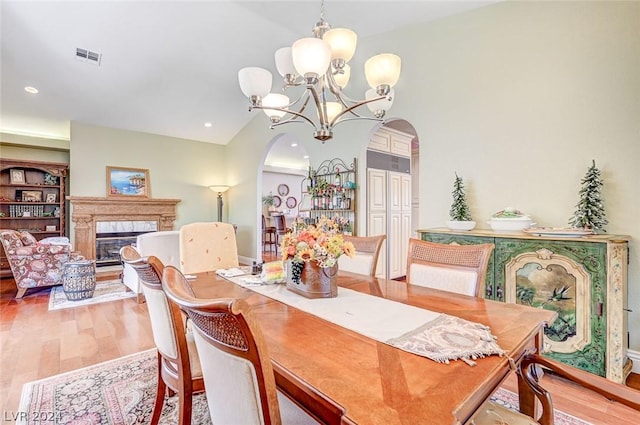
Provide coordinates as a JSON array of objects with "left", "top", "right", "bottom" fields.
[
  {"left": 237, "top": 1, "right": 401, "bottom": 142},
  {"left": 275, "top": 47, "right": 296, "bottom": 78},
  {"left": 323, "top": 28, "right": 357, "bottom": 63},
  {"left": 238, "top": 67, "right": 272, "bottom": 98},
  {"left": 365, "top": 53, "right": 402, "bottom": 91},
  {"left": 262, "top": 93, "right": 290, "bottom": 120},
  {"left": 366, "top": 88, "right": 394, "bottom": 117},
  {"left": 332, "top": 63, "right": 350, "bottom": 89},
  {"left": 292, "top": 37, "right": 332, "bottom": 77}
]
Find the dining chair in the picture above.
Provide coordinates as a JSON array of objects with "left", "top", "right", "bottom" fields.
[
  {"left": 272, "top": 213, "right": 290, "bottom": 251},
  {"left": 473, "top": 353, "right": 640, "bottom": 425},
  {"left": 119, "top": 246, "right": 204, "bottom": 425},
  {"left": 179, "top": 222, "right": 239, "bottom": 274},
  {"left": 406, "top": 238, "right": 494, "bottom": 297},
  {"left": 338, "top": 234, "right": 386, "bottom": 277},
  {"left": 161, "top": 265, "right": 321, "bottom": 425},
  {"left": 262, "top": 214, "right": 277, "bottom": 253}
]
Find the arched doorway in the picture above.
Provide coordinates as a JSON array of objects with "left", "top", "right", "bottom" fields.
[{"left": 256, "top": 133, "right": 310, "bottom": 259}]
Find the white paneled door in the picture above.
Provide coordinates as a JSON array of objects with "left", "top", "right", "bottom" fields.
[{"left": 367, "top": 168, "right": 411, "bottom": 279}]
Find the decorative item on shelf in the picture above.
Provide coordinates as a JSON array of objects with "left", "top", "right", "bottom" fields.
[
  {"left": 238, "top": 0, "right": 401, "bottom": 142},
  {"left": 487, "top": 207, "right": 534, "bottom": 232},
  {"left": 568, "top": 159, "right": 608, "bottom": 233},
  {"left": 45, "top": 193, "right": 57, "bottom": 203},
  {"left": 9, "top": 169, "right": 25, "bottom": 184},
  {"left": 446, "top": 173, "right": 476, "bottom": 231},
  {"left": 43, "top": 173, "right": 59, "bottom": 185},
  {"left": 281, "top": 216, "right": 355, "bottom": 298}
]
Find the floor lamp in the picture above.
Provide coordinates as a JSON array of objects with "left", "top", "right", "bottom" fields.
[{"left": 209, "top": 185, "right": 230, "bottom": 222}]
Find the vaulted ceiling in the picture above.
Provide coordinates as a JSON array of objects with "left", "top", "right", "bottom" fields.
[{"left": 1, "top": 1, "right": 496, "bottom": 146}]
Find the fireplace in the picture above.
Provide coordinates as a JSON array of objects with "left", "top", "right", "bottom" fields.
[
  {"left": 95, "top": 221, "right": 158, "bottom": 266},
  {"left": 68, "top": 197, "right": 180, "bottom": 261}
]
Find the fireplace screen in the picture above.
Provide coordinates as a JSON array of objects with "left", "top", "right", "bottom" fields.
[{"left": 95, "top": 220, "right": 158, "bottom": 267}]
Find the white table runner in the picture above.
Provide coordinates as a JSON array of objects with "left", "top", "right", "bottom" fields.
[{"left": 223, "top": 274, "right": 504, "bottom": 365}]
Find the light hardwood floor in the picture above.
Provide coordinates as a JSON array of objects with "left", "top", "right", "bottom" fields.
[{"left": 1, "top": 273, "right": 638, "bottom": 424}]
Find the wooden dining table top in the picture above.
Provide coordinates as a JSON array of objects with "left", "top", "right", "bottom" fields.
[{"left": 188, "top": 270, "right": 557, "bottom": 425}]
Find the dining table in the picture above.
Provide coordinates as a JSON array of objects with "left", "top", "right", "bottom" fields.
[{"left": 188, "top": 269, "right": 557, "bottom": 425}]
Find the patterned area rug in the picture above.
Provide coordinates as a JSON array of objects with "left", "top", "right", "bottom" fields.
[
  {"left": 18, "top": 349, "right": 211, "bottom": 425},
  {"left": 48, "top": 279, "right": 136, "bottom": 311},
  {"left": 18, "top": 349, "right": 591, "bottom": 425}
]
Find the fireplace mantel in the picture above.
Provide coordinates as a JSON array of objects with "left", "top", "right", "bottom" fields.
[{"left": 67, "top": 196, "right": 180, "bottom": 260}]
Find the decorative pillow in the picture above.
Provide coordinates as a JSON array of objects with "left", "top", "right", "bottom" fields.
[
  {"left": 39, "top": 236, "right": 71, "bottom": 246},
  {"left": 19, "top": 231, "right": 38, "bottom": 246}
]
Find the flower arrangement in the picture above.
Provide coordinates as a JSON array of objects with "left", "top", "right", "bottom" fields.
[{"left": 281, "top": 216, "right": 356, "bottom": 268}]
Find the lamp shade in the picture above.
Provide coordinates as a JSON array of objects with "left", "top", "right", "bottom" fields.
[
  {"left": 325, "top": 102, "right": 343, "bottom": 123},
  {"left": 364, "top": 53, "right": 401, "bottom": 89},
  {"left": 209, "top": 185, "right": 230, "bottom": 193},
  {"left": 238, "top": 67, "right": 272, "bottom": 98},
  {"left": 323, "top": 28, "right": 357, "bottom": 63},
  {"left": 292, "top": 37, "right": 331, "bottom": 77},
  {"left": 365, "top": 88, "right": 394, "bottom": 113},
  {"left": 275, "top": 47, "right": 296, "bottom": 77},
  {"left": 262, "top": 93, "right": 290, "bottom": 118},
  {"left": 332, "top": 64, "right": 350, "bottom": 89}
]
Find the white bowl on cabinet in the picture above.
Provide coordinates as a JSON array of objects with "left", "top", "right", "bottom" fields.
[
  {"left": 487, "top": 217, "right": 533, "bottom": 232},
  {"left": 446, "top": 220, "right": 476, "bottom": 231}
]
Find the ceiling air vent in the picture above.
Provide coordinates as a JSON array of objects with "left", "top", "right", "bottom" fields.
[{"left": 75, "top": 47, "right": 102, "bottom": 66}]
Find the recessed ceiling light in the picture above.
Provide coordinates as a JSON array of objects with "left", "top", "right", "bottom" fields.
[
  {"left": 303, "top": 155, "right": 309, "bottom": 159},
  {"left": 291, "top": 143, "right": 298, "bottom": 147},
  {"left": 204, "top": 122, "right": 212, "bottom": 128},
  {"left": 24, "top": 86, "right": 39, "bottom": 94}
]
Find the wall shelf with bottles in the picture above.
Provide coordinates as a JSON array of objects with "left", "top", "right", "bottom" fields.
[{"left": 300, "top": 157, "right": 357, "bottom": 235}]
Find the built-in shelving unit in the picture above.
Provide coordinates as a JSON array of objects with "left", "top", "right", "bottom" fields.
[{"left": 0, "top": 159, "right": 68, "bottom": 278}]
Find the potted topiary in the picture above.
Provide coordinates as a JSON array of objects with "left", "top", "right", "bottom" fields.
[{"left": 446, "top": 173, "right": 476, "bottom": 231}]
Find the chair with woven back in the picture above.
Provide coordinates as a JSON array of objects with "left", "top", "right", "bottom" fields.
[
  {"left": 119, "top": 245, "right": 204, "bottom": 425},
  {"left": 406, "top": 238, "right": 494, "bottom": 297},
  {"left": 161, "top": 265, "right": 321, "bottom": 425},
  {"left": 473, "top": 352, "right": 640, "bottom": 424},
  {"left": 338, "top": 234, "right": 386, "bottom": 277}
]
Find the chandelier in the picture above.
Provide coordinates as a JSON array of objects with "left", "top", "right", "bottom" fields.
[{"left": 237, "top": 0, "right": 401, "bottom": 142}]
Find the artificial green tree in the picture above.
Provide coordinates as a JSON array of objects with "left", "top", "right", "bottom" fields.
[
  {"left": 449, "top": 173, "right": 472, "bottom": 221},
  {"left": 568, "top": 160, "right": 608, "bottom": 232}
]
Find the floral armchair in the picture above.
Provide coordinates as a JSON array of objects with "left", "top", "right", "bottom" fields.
[{"left": 0, "top": 230, "right": 84, "bottom": 299}]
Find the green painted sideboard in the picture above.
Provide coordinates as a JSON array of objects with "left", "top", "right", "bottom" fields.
[{"left": 418, "top": 228, "right": 631, "bottom": 383}]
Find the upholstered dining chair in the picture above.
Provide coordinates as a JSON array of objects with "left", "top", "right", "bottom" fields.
[
  {"left": 406, "top": 238, "right": 494, "bottom": 297},
  {"left": 162, "top": 265, "right": 321, "bottom": 425},
  {"left": 338, "top": 234, "right": 386, "bottom": 277},
  {"left": 119, "top": 246, "right": 204, "bottom": 425},
  {"left": 473, "top": 353, "right": 640, "bottom": 425},
  {"left": 179, "top": 222, "right": 239, "bottom": 274}
]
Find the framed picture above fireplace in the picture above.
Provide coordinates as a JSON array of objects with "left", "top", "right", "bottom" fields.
[{"left": 106, "top": 166, "right": 150, "bottom": 198}]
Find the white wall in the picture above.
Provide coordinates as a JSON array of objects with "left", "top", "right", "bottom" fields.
[
  {"left": 226, "top": 1, "right": 640, "bottom": 350},
  {"left": 68, "top": 122, "right": 229, "bottom": 242}
]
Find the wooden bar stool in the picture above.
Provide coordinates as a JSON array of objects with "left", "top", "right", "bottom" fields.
[{"left": 262, "top": 214, "right": 277, "bottom": 252}]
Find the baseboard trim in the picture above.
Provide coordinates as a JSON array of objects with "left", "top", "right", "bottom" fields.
[{"left": 628, "top": 349, "right": 640, "bottom": 374}]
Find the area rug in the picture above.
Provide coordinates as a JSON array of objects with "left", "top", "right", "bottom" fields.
[
  {"left": 18, "top": 349, "right": 591, "bottom": 425},
  {"left": 48, "top": 279, "right": 136, "bottom": 311}
]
